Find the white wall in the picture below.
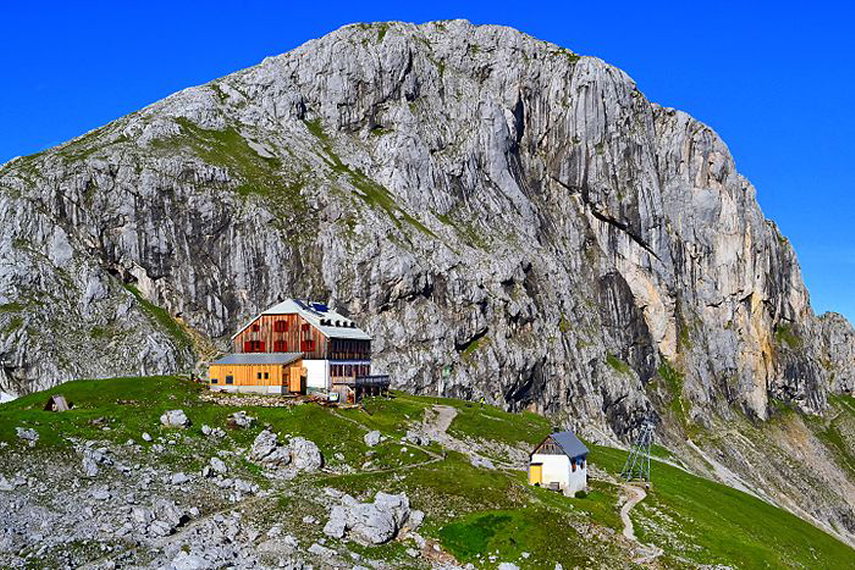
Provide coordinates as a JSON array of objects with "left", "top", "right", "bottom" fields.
[
  {"left": 304, "top": 359, "right": 329, "bottom": 390},
  {"left": 567, "top": 462, "right": 587, "bottom": 495},
  {"left": 531, "top": 453, "right": 587, "bottom": 496}
]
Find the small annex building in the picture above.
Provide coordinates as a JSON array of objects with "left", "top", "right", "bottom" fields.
[
  {"left": 208, "top": 353, "right": 306, "bottom": 394},
  {"left": 528, "top": 430, "right": 589, "bottom": 496}
]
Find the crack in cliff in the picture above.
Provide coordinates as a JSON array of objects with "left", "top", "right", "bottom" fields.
[
  {"left": 588, "top": 207, "right": 660, "bottom": 261},
  {"left": 549, "top": 175, "right": 660, "bottom": 261}
]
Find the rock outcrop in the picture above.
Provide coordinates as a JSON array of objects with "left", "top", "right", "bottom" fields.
[
  {"left": 323, "top": 491, "right": 418, "bottom": 545},
  {"left": 248, "top": 430, "right": 323, "bottom": 475}
]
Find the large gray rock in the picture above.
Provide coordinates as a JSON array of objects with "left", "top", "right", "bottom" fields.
[
  {"left": 363, "top": 430, "right": 382, "bottom": 447},
  {"left": 248, "top": 430, "right": 292, "bottom": 468},
  {"left": 160, "top": 410, "right": 190, "bottom": 428},
  {"left": 289, "top": 437, "right": 323, "bottom": 472},
  {"left": 323, "top": 491, "right": 413, "bottom": 545},
  {"left": 81, "top": 446, "right": 112, "bottom": 477}
]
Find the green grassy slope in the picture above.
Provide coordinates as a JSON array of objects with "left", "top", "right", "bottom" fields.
[
  {"left": 1, "top": 376, "right": 852, "bottom": 569},
  {"left": 594, "top": 446, "right": 854, "bottom": 569}
]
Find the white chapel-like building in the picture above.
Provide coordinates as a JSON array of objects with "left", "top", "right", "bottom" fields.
[{"left": 528, "top": 430, "right": 589, "bottom": 496}]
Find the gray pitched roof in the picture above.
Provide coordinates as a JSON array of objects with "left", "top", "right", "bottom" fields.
[
  {"left": 550, "top": 430, "right": 589, "bottom": 458},
  {"left": 212, "top": 352, "right": 303, "bottom": 366}
]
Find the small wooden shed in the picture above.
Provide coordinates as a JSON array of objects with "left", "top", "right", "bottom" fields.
[
  {"left": 44, "top": 394, "right": 71, "bottom": 412},
  {"left": 208, "top": 352, "right": 306, "bottom": 394}
]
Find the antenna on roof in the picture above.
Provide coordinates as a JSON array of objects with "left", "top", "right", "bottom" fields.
[{"left": 620, "top": 420, "right": 655, "bottom": 483}]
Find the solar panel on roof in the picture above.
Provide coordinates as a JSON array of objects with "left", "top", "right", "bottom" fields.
[{"left": 312, "top": 303, "right": 329, "bottom": 312}]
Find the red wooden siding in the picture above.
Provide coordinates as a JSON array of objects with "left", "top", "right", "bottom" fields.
[{"left": 233, "top": 313, "right": 329, "bottom": 359}]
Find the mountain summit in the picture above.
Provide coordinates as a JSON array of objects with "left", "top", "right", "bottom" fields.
[{"left": 0, "top": 20, "right": 853, "bottom": 541}]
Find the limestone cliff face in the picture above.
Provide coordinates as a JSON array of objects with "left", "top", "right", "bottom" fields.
[{"left": 0, "top": 19, "right": 853, "bottom": 539}]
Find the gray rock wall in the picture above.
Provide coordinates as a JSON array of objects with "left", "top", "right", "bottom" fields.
[{"left": 0, "top": 20, "right": 851, "bottom": 433}]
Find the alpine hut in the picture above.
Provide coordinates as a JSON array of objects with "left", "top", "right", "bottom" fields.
[{"left": 209, "top": 299, "right": 390, "bottom": 399}]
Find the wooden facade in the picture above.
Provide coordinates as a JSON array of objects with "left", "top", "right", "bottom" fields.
[
  {"left": 533, "top": 437, "right": 565, "bottom": 455},
  {"left": 232, "top": 313, "right": 371, "bottom": 361},
  {"left": 209, "top": 358, "right": 306, "bottom": 392}
]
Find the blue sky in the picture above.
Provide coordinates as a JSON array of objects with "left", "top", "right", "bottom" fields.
[{"left": 1, "top": 1, "right": 852, "bottom": 320}]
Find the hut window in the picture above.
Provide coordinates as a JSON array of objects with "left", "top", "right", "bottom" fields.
[
  {"left": 225, "top": 376, "right": 234, "bottom": 384},
  {"left": 301, "top": 323, "right": 311, "bottom": 332},
  {"left": 252, "top": 324, "right": 260, "bottom": 332},
  {"left": 264, "top": 372, "right": 269, "bottom": 379},
  {"left": 257, "top": 372, "right": 263, "bottom": 380},
  {"left": 301, "top": 339, "right": 315, "bottom": 352},
  {"left": 274, "top": 320, "right": 288, "bottom": 332},
  {"left": 274, "top": 340, "right": 288, "bottom": 352},
  {"left": 246, "top": 340, "right": 265, "bottom": 352},
  {"left": 211, "top": 378, "right": 218, "bottom": 384}
]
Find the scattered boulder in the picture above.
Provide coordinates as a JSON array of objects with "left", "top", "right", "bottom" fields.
[
  {"left": 498, "top": 564, "right": 520, "bottom": 570},
  {"left": 201, "top": 425, "right": 226, "bottom": 438},
  {"left": 407, "top": 509, "right": 425, "bottom": 531},
  {"left": 146, "top": 499, "right": 192, "bottom": 537},
  {"left": 0, "top": 475, "right": 25, "bottom": 491},
  {"left": 248, "top": 430, "right": 323, "bottom": 474},
  {"left": 307, "top": 543, "right": 337, "bottom": 559},
  {"left": 227, "top": 411, "right": 255, "bottom": 429},
  {"left": 82, "top": 446, "right": 113, "bottom": 477},
  {"left": 169, "top": 551, "right": 210, "bottom": 570},
  {"left": 404, "top": 430, "right": 430, "bottom": 446},
  {"left": 89, "top": 487, "right": 111, "bottom": 500},
  {"left": 170, "top": 472, "right": 190, "bottom": 485},
  {"left": 141, "top": 432, "right": 153, "bottom": 442},
  {"left": 290, "top": 437, "right": 323, "bottom": 472},
  {"left": 323, "top": 492, "right": 414, "bottom": 545},
  {"left": 209, "top": 457, "right": 228, "bottom": 475},
  {"left": 160, "top": 409, "right": 190, "bottom": 428},
  {"left": 248, "top": 430, "right": 292, "bottom": 468},
  {"left": 15, "top": 427, "right": 38, "bottom": 447},
  {"left": 363, "top": 430, "right": 382, "bottom": 447}
]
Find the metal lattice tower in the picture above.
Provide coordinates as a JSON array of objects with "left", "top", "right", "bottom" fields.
[{"left": 621, "top": 421, "right": 655, "bottom": 482}]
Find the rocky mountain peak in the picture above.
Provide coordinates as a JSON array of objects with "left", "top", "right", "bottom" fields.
[{"left": 0, "top": 19, "right": 854, "bottom": 541}]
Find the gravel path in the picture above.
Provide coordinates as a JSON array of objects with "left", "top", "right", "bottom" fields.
[{"left": 619, "top": 483, "right": 664, "bottom": 565}]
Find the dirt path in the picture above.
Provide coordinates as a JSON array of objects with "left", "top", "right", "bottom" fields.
[
  {"left": 619, "top": 483, "right": 664, "bottom": 565},
  {"left": 428, "top": 405, "right": 457, "bottom": 434},
  {"left": 420, "top": 405, "right": 514, "bottom": 470},
  {"left": 620, "top": 484, "right": 646, "bottom": 541}
]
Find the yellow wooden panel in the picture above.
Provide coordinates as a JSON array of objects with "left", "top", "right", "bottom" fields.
[
  {"left": 529, "top": 464, "right": 543, "bottom": 485},
  {"left": 209, "top": 360, "right": 306, "bottom": 390}
]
